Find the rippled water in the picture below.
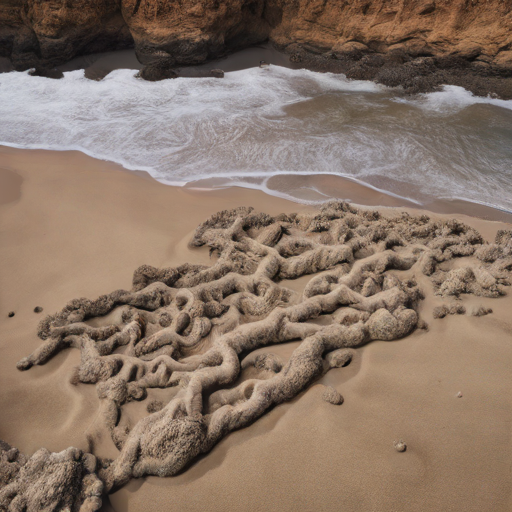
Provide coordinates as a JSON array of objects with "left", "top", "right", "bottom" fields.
[{"left": 1, "top": 65, "right": 512, "bottom": 210}]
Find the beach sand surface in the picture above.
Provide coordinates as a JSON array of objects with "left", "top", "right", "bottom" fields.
[{"left": 0, "top": 145, "right": 511, "bottom": 512}]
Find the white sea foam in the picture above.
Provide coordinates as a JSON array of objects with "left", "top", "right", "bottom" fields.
[
  {"left": 1, "top": 66, "right": 512, "bottom": 210},
  {"left": 406, "top": 84, "right": 512, "bottom": 113}
]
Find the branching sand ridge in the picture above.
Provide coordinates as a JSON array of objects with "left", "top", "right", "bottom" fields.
[{"left": 1, "top": 201, "right": 511, "bottom": 511}]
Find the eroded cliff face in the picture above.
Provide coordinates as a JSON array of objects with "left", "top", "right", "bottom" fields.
[
  {"left": 121, "top": 0, "right": 269, "bottom": 64},
  {"left": 0, "top": 0, "right": 132, "bottom": 68},
  {"left": 273, "top": 0, "right": 512, "bottom": 63},
  {"left": 1, "top": 0, "right": 512, "bottom": 71}
]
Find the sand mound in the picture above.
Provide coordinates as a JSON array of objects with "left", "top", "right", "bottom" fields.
[
  {"left": 4, "top": 201, "right": 511, "bottom": 508},
  {"left": 322, "top": 386, "right": 344, "bottom": 405},
  {"left": 0, "top": 441, "right": 102, "bottom": 512}
]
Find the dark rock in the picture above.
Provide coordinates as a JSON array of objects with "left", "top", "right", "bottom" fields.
[
  {"left": 138, "top": 59, "right": 179, "bottom": 81},
  {"left": 0, "top": 57, "right": 13, "bottom": 73},
  {"left": 29, "top": 66, "right": 64, "bottom": 79}
]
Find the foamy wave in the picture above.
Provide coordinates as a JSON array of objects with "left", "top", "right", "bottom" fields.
[
  {"left": 408, "top": 85, "right": 512, "bottom": 113},
  {"left": 1, "top": 66, "right": 512, "bottom": 211}
]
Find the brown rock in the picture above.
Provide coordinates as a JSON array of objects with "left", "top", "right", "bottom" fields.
[
  {"left": 210, "top": 68, "right": 224, "bottom": 78},
  {"left": 271, "top": 0, "right": 511, "bottom": 66},
  {"left": 29, "top": 66, "right": 63, "bottom": 79},
  {"left": 138, "top": 58, "right": 178, "bottom": 81},
  {"left": 122, "top": 0, "right": 269, "bottom": 66},
  {"left": 5, "top": 0, "right": 133, "bottom": 69},
  {"left": 1, "top": 0, "right": 511, "bottom": 75},
  {"left": 495, "top": 51, "right": 512, "bottom": 69},
  {"left": 450, "top": 42, "right": 482, "bottom": 60}
]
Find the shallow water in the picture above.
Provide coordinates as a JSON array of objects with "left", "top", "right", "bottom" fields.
[{"left": 1, "top": 62, "right": 512, "bottom": 211}]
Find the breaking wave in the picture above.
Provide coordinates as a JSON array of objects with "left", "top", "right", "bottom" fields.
[{"left": 1, "top": 65, "right": 512, "bottom": 210}]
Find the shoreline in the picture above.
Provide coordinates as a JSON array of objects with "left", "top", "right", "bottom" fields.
[
  {"left": 2, "top": 145, "right": 512, "bottom": 224},
  {"left": 2, "top": 38, "right": 512, "bottom": 99},
  {"left": 2, "top": 57, "right": 512, "bottom": 217},
  {"left": 183, "top": 172, "right": 512, "bottom": 224},
  {"left": 1, "top": 146, "right": 512, "bottom": 511}
]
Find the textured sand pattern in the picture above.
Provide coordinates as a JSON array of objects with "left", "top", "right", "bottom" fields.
[{"left": 2, "top": 200, "right": 512, "bottom": 510}]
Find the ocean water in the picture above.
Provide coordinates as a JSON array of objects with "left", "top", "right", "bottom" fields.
[{"left": 1, "top": 66, "right": 512, "bottom": 210}]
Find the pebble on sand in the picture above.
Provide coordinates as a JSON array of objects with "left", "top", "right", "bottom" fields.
[{"left": 8, "top": 311, "right": 15, "bottom": 318}]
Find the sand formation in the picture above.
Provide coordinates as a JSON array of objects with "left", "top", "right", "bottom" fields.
[
  {"left": 0, "top": 441, "right": 102, "bottom": 512},
  {"left": 2, "top": 201, "right": 512, "bottom": 510}
]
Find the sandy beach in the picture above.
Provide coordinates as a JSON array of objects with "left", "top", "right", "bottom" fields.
[{"left": 1, "top": 145, "right": 511, "bottom": 511}]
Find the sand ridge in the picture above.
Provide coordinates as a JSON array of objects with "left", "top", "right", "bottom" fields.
[
  {"left": 1, "top": 146, "right": 506, "bottom": 510},
  {"left": 4, "top": 198, "right": 512, "bottom": 508}
]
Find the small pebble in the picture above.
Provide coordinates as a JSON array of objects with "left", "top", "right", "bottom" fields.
[
  {"left": 457, "top": 391, "right": 463, "bottom": 398},
  {"left": 34, "top": 306, "right": 43, "bottom": 313},
  {"left": 8, "top": 311, "right": 15, "bottom": 318},
  {"left": 394, "top": 440, "right": 407, "bottom": 452}
]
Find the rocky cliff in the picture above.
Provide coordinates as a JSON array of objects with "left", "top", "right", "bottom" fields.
[
  {"left": 1, "top": 0, "right": 512, "bottom": 90},
  {"left": 0, "top": 1, "right": 132, "bottom": 68},
  {"left": 273, "top": 0, "right": 512, "bottom": 66}
]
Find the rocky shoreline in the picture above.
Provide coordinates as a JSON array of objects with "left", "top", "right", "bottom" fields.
[
  {"left": 277, "top": 43, "right": 512, "bottom": 99},
  {"left": 1, "top": 0, "right": 512, "bottom": 97}
]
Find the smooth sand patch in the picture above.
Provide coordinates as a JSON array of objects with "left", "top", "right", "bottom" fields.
[
  {"left": 0, "top": 145, "right": 511, "bottom": 512},
  {"left": 0, "top": 168, "right": 22, "bottom": 206}
]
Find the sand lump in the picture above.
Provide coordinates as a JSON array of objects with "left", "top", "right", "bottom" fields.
[
  {"left": 322, "top": 386, "right": 344, "bottom": 405},
  {"left": 0, "top": 441, "right": 102, "bottom": 512},
  {"left": 3, "top": 202, "right": 512, "bottom": 509}
]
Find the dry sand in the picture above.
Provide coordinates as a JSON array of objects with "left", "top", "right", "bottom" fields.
[{"left": 0, "top": 145, "right": 511, "bottom": 512}]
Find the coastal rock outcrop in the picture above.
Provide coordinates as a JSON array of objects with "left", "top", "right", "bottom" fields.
[
  {"left": 0, "top": 0, "right": 133, "bottom": 69},
  {"left": 121, "top": 0, "right": 269, "bottom": 65},
  {"left": 1, "top": 0, "right": 512, "bottom": 78},
  {"left": 5, "top": 201, "right": 511, "bottom": 509},
  {"left": 272, "top": 0, "right": 512, "bottom": 66}
]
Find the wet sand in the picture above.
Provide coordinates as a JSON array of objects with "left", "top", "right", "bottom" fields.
[
  {"left": 0, "top": 145, "right": 511, "bottom": 511},
  {"left": 186, "top": 173, "right": 512, "bottom": 224}
]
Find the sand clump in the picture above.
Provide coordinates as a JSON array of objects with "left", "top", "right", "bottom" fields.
[
  {"left": 0, "top": 441, "right": 102, "bottom": 512},
  {"left": 325, "top": 348, "right": 353, "bottom": 369},
  {"left": 322, "top": 386, "right": 344, "bottom": 405},
  {"left": 147, "top": 400, "right": 165, "bottom": 414},
  {"left": 468, "top": 306, "right": 493, "bottom": 317},
  {"left": 433, "top": 303, "right": 494, "bottom": 318},
  {"left": 2, "top": 201, "right": 512, "bottom": 509},
  {"left": 433, "top": 304, "right": 466, "bottom": 319}
]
